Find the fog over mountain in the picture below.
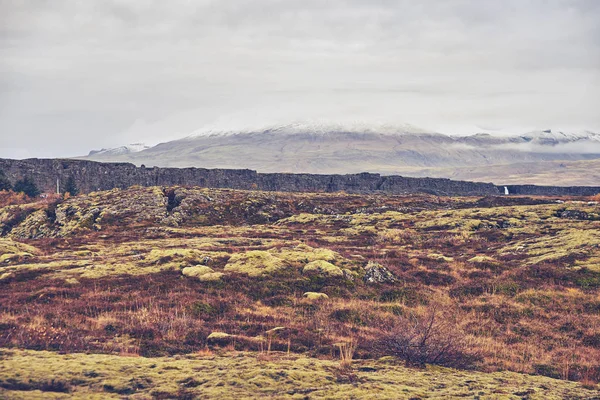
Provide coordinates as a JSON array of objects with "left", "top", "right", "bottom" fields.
[
  {"left": 1, "top": 0, "right": 599, "bottom": 159},
  {"left": 81, "top": 122, "right": 600, "bottom": 185}
]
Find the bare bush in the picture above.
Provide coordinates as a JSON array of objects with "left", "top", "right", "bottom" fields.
[{"left": 374, "top": 305, "right": 481, "bottom": 369}]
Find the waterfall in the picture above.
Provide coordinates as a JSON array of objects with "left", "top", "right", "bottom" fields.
[{"left": 504, "top": 186, "right": 509, "bottom": 195}]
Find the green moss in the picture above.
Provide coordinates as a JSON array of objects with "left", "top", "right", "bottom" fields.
[
  {"left": 224, "top": 251, "right": 288, "bottom": 277},
  {"left": 302, "top": 292, "right": 329, "bottom": 301},
  {"left": 302, "top": 260, "right": 343, "bottom": 277},
  {"left": 207, "top": 332, "right": 232, "bottom": 340},
  {"left": 182, "top": 266, "right": 225, "bottom": 282},
  {"left": 0, "top": 349, "right": 595, "bottom": 399},
  {"left": 273, "top": 243, "right": 340, "bottom": 264},
  {"left": 428, "top": 253, "right": 454, "bottom": 262},
  {"left": 0, "top": 238, "right": 39, "bottom": 259},
  {"left": 0, "top": 272, "right": 14, "bottom": 280},
  {"left": 501, "top": 229, "right": 600, "bottom": 265},
  {"left": 145, "top": 248, "right": 214, "bottom": 266}
]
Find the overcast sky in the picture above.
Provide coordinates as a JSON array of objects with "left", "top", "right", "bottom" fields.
[{"left": 1, "top": 0, "right": 599, "bottom": 158}]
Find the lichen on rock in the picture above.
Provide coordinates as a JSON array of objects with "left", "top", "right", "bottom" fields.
[{"left": 363, "top": 261, "right": 396, "bottom": 284}]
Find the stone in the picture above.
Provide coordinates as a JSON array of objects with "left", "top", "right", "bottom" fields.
[
  {"left": 303, "top": 292, "right": 329, "bottom": 301},
  {"left": 363, "top": 261, "right": 396, "bottom": 284}
]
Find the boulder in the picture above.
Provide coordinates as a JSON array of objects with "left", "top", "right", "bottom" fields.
[
  {"left": 363, "top": 261, "right": 396, "bottom": 284},
  {"left": 302, "top": 260, "right": 343, "bottom": 277}
]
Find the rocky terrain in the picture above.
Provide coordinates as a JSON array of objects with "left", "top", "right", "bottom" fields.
[{"left": 0, "top": 186, "right": 599, "bottom": 398}]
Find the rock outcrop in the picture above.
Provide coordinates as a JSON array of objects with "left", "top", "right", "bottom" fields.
[
  {"left": 363, "top": 261, "right": 396, "bottom": 284},
  {"left": 0, "top": 158, "right": 598, "bottom": 197}
]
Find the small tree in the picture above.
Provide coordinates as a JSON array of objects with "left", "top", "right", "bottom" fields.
[
  {"left": 64, "top": 176, "right": 79, "bottom": 196},
  {"left": 0, "top": 169, "right": 11, "bottom": 191},
  {"left": 13, "top": 176, "right": 40, "bottom": 198},
  {"left": 374, "top": 305, "right": 481, "bottom": 369}
]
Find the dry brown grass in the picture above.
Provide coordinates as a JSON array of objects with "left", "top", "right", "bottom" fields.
[{"left": 0, "top": 186, "right": 599, "bottom": 384}]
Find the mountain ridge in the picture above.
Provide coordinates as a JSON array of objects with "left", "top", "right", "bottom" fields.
[{"left": 80, "top": 124, "right": 600, "bottom": 186}]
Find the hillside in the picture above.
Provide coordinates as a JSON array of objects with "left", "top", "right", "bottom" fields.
[
  {"left": 80, "top": 124, "right": 600, "bottom": 186},
  {"left": 0, "top": 187, "right": 599, "bottom": 398}
]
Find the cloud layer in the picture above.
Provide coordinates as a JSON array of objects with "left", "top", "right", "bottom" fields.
[{"left": 1, "top": 0, "right": 599, "bottom": 158}]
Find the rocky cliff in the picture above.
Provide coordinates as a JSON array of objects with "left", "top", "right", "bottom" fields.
[{"left": 0, "top": 158, "right": 598, "bottom": 197}]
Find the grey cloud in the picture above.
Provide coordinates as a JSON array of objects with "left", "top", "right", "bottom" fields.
[
  {"left": 493, "top": 141, "right": 600, "bottom": 154},
  {"left": 0, "top": 0, "right": 599, "bottom": 158}
]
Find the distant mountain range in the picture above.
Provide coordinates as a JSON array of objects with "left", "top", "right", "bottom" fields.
[
  {"left": 88, "top": 143, "right": 150, "bottom": 157},
  {"left": 81, "top": 123, "right": 600, "bottom": 186}
]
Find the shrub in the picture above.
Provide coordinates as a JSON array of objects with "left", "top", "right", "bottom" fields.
[
  {"left": 533, "top": 364, "right": 561, "bottom": 379},
  {"left": 583, "top": 333, "right": 600, "bottom": 349},
  {"left": 379, "top": 288, "right": 427, "bottom": 306},
  {"left": 330, "top": 308, "right": 366, "bottom": 326},
  {"left": 63, "top": 175, "right": 79, "bottom": 196},
  {"left": 412, "top": 270, "right": 455, "bottom": 286},
  {"left": 449, "top": 282, "right": 486, "bottom": 298},
  {"left": 373, "top": 306, "right": 481, "bottom": 369},
  {"left": 574, "top": 269, "right": 600, "bottom": 289},
  {"left": 0, "top": 190, "right": 28, "bottom": 207}
]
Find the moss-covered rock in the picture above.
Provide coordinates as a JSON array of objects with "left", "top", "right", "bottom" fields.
[
  {"left": 224, "top": 250, "right": 288, "bottom": 277},
  {"left": 303, "top": 292, "right": 329, "bottom": 301},
  {"left": 207, "top": 332, "right": 231, "bottom": 340},
  {"left": 182, "top": 266, "right": 224, "bottom": 282},
  {"left": 302, "top": 260, "right": 343, "bottom": 277},
  {"left": 274, "top": 243, "right": 340, "bottom": 264}
]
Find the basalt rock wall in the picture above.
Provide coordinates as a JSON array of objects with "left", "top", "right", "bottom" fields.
[{"left": 0, "top": 158, "right": 597, "bottom": 197}]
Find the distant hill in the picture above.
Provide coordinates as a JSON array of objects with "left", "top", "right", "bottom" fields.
[{"left": 80, "top": 123, "right": 600, "bottom": 185}]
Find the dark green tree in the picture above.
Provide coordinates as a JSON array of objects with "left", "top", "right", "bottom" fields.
[
  {"left": 13, "top": 177, "right": 40, "bottom": 198},
  {"left": 64, "top": 175, "right": 79, "bottom": 196},
  {"left": 0, "top": 169, "right": 11, "bottom": 191}
]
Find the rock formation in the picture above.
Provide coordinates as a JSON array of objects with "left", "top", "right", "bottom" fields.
[{"left": 0, "top": 158, "right": 598, "bottom": 197}]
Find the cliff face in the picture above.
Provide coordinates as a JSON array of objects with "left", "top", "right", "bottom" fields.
[{"left": 0, "top": 158, "right": 598, "bottom": 197}]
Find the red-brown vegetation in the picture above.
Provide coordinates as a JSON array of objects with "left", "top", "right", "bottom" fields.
[{"left": 0, "top": 186, "right": 599, "bottom": 384}]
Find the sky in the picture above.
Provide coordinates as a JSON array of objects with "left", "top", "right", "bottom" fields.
[{"left": 0, "top": 0, "right": 599, "bottom": 158}]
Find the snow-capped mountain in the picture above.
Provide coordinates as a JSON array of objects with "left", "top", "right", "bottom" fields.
[
  {"left": 88, "top": 143, "right": 150, "bottom": 157},
  {"left": 186, "top": 121, "right": 432, "bottom": 138},
  {"left": 79, "top": 123, "right": 600, "bottom": 185}
]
